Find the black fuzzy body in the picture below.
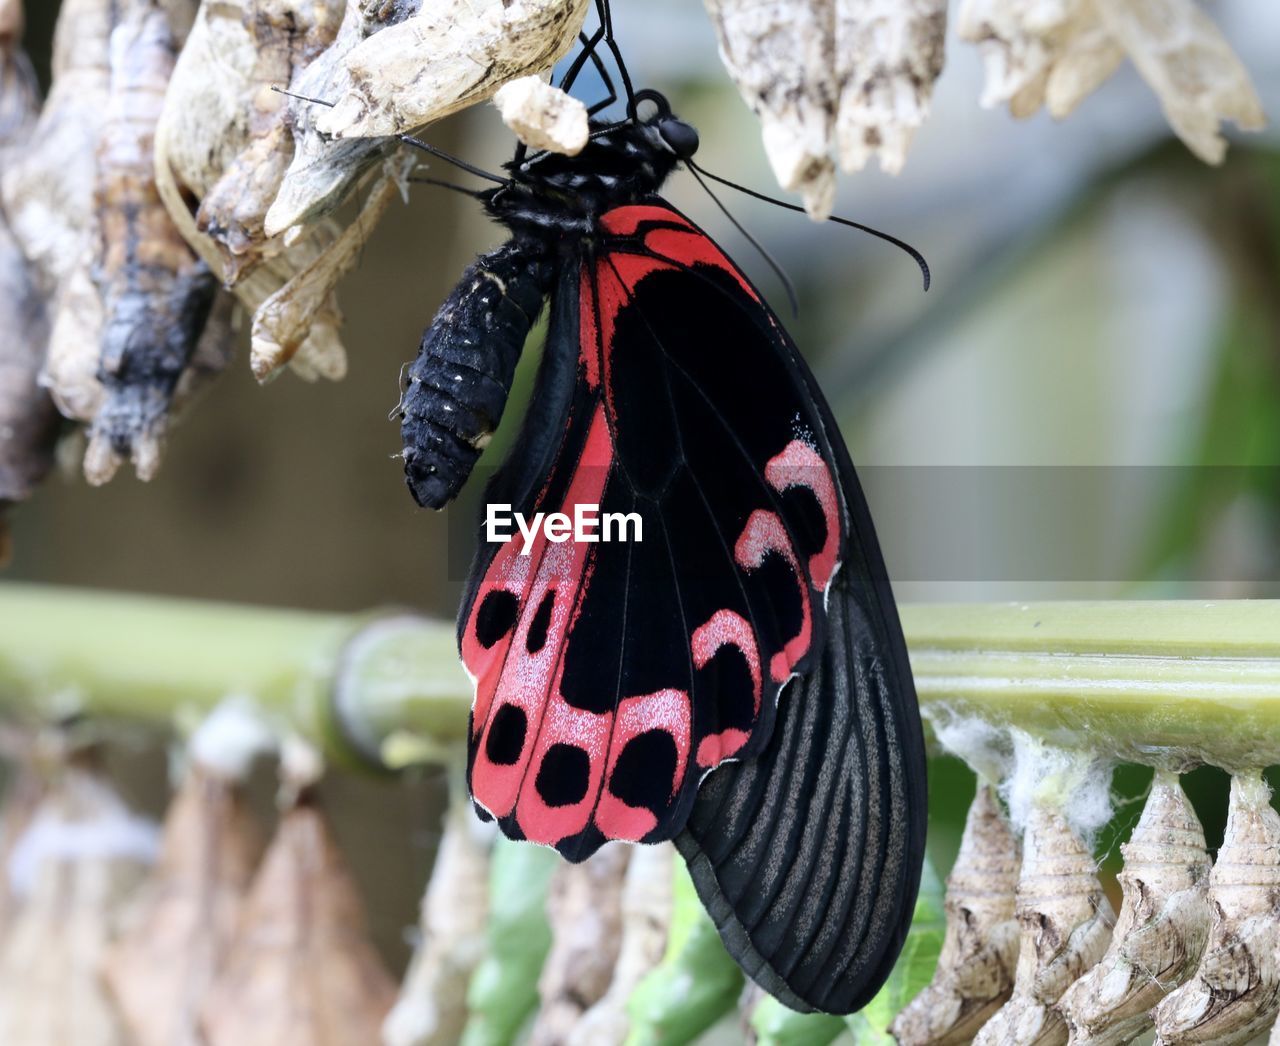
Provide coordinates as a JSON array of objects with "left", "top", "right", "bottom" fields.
[
  {"left": 400, "top": 243, "right": 554, "bottom": 508},
  {"left": 399, "top": 120, "right": 681, "bottom": 509}
]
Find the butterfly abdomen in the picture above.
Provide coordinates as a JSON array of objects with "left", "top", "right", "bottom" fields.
[{"left": 400, "top": 242, "right": 554, "bottom": 509}]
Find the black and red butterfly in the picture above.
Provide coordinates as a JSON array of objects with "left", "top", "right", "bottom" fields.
[{"left": 396, "top": 14, "right": 927, "bottom": 1016}]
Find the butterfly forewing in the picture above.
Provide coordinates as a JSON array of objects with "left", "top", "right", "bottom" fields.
[{"left": 461, "top": 202, "right": 849, "bottom": 860}]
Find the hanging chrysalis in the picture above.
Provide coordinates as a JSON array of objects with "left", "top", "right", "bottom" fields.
[
  {"left": 569, "top": 843, "right": 676, "bottom": 1044},
  {"left": 893, "top": 784, "right": 1021, "bottom": 1045},
  {"left": 1058, "top": 770, "right": 1212, "bottom": 1045},
  {"left": 105, "top": 704, "right": 270, "bottom": 1046},
  {"left": 199, "top": 739, "right": 397, "bottom": 1046},
  {"left": 1153, "top": 771, "right": 1280, "bottom": 1043},
  {"left": 972, "top": 804, "right": 1114, "bottom": 1045},
  {"left": 527, "top": 844, "right": 629, "bottom": 1044},
  {"left": 382, "top": 788, "right": 494, "bottom": 1046}
]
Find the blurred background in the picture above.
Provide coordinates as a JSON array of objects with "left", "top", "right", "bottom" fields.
[{"left": 6, "top": 0, "right": 1280, "bottom": 973}]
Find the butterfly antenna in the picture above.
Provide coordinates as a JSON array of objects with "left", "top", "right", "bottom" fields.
[
  {"left": 687, "top": 163, "right": 800, "bottom": 317},
  {"left": 687, "top": 159, "right": 931, "bottom": 291},
  {"left": 271, "top": 85, "right": 507, "bottom": 186}
]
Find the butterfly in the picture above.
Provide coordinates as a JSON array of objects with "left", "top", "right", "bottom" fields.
[{"left": 396, "top": 21, "right": 927, "bottom": 1017}]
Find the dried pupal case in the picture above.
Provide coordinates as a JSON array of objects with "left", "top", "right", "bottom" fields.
[
  {"left": 306, "top": 0, "right": 588, "bottom": 145},
  {"left": 262, "top": 0, "right": 421, "bottom": 237},
  {"left": 193, "top": 0, "right": 342, "bottom": 282},
  {"left": 570, "top": 842, "right": 676, "bottom": 1045},
  {"left": 957, "top": 0, "right": 1264, "bottom": 164},
  {"left": 0, "top": 757, "right": 159, "bottom": 1046},
  {"left": 86, "top": 4, "right": 218, "bottom": 484},
  {"left": 105, "top": 704, "right": 269, "bottom": 1046},
  {"left": 1057, "top": 771, "right": 1211, "bottom": 1046},
  {"left": 704, "top": 0, "right": 837, "bottom": 219},
  {"left": 154, "top": 0, "right": 349, "bottom": 383},
  {"left": 527, "top": 843, "right": 630, "bottom": 1045},
  {"left": 835, "top": 0, "right": 947, "bottom": 175},
  {"left": 973, "top": 804, "right": 1114, "bottom": 1046},
  {"left": 382, "top": 792, "right": 494, "bottom": 1046},
  {"left": 893, "top": 784, "right": 1021, "bottom": 1045},
  {"left": 199, "top": 741, "right": 396, "bottom": 1046},
  {"left": 1153, "top": 771, "right": 1280, "bottom": 1044},
  {"left": 495, "top": 75, "right": 589, "bottom": 157},
  {"left": 268, "top": 0, "right": 587, "bottom": 245}
]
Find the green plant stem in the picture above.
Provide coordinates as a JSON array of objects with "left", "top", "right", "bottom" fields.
[
  {"left": 2, "top": 585, "right": 1280, "bottom": 771},
  {"left": 902, "top": 600, "right": 1280, "bottom": 771}
]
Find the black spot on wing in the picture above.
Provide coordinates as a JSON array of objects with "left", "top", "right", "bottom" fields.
[
  {"left": 485, "top": 704, "right": 527, "bottom": 766},
  {"left": 475, "top": 590, "right": 519, "bottom": 649},
  {"left": 695, "top": 644, "right": 756, "bottom": 734},
  {"left": 609, "top": 729, "right": 679, "bottom": 812},
  {"left": 526, "top": 589, "right": 555, "bottom": 654},
  {"left": 536, "top": 743, "right": 591, "bottom": 807},
  {"left": 778, "top": 483, "right": 829, "bottom": 566}
]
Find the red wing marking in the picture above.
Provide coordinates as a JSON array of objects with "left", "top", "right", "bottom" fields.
[
  {"left": 466, "top": 404, "right": 613, "bottom": 828},
  {"left": 765, "top": 439, "right": 841, "bottom": 591},
  {"left": 594, "top": 688, "right": 693, "bottom": 841},
  {"left": 691, "top": 610, "right": 762, "bottom": 768},
  {"left": 735, "top": 509, "right": 813, "bottom": 684}
]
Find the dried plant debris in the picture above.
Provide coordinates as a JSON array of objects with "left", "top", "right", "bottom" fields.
[
  {"left": 105, "top": 762, "right": 263, "bottom": 1046},
  {"left": 382, "top": 797, "right": 493, "bottom": 1046},
  {"left": 835, "top": 0, "right": 947, "bottom": 175},
  {"left": 495, "top": 75, "right": 589, "bottom": 157},
  {"left": 704, "top": 0, "right": 837, "bottom": 219},
  {"left": 570, "top": 842, "right": 676, "bottom": 1045},
  {"left": 194, "top": 0, "right": 343, "bottom": 282},
  {"left": 1057, "top": 771, "right": 1211, "bottom": 1046},
  {"left": 958, "top": 0, "right": 1264, "bottom": 163},
  {"left": 527, "top": 843, "right": 630, "bottom": 1045},
  {"left": 0, "top": 761, "right": 159, "bottom": 1045},
  {"left": 973, "top": 804, "right": 1114, "bottom": 1046},
  {"left": 1153, "top": 771, "right": 1280, "bottom": 1045},
  {"left": 85, "top": 4, "right": 218, "bottom": 484},
  {"left": 200, "top": 783, "right": 396, "bottom": 1046},
  {"left": 154, "top": 0, "right": 349, "bottom": 383},
  {"left": 309, "top": 0, "right": 587, "bottom": 141},
  {"left": 893, "top": 784, "right": 1021, "bottom": 1046}
]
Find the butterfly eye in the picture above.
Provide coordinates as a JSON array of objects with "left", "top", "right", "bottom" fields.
[{"left": 657, "top": 117, "right": 699, "bottom": 160}]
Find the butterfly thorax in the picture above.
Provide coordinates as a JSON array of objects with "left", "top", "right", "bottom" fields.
[{"left": 483, "top": 100, "right": 697, "bottom": 247}]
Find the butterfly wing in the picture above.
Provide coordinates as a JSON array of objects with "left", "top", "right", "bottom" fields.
[{"left": 459, "top": 204, "right": 924, "bottom": 1011}]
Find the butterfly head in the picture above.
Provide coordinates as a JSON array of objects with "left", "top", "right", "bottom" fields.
[{"left": 632, "top": 89, "right": 699, "bottom": 161}]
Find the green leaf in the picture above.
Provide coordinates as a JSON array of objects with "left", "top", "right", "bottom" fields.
[
  {"left": 625, "top": 859, "right": 744, "bottom": 1045},
  {"left": 461, "top": 838, "right": 559, "bottom": 1046},
  {"left": 749, "top": 995, "right": 848, "bottom": 1046}
]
